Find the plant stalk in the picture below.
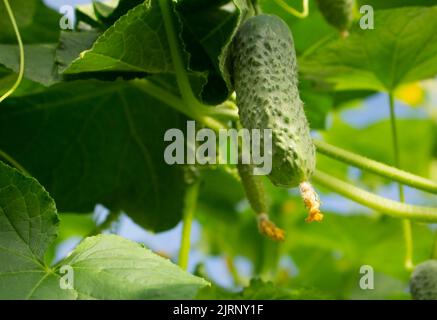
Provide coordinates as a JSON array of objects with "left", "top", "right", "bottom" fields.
[
  {"left": 132, "top": 79, "right": 227, "bottom": 132},
  {"left": 312, "top": 170, "right": 437, "bottom": 223},
  {"left": 178, "top": 180, "right": 200, "bottom": 270},
  {"left": 314, "top": 139, "right": 437, "bottom": 194},
  {"left": 388, "top": 93, "right": 413, "bottom": 271},
  {"left": 158, "top": 0, "right": 203, "bottom": 111},
  {"left": 431, "top": 231, "right": 437, "bottom": 260}
]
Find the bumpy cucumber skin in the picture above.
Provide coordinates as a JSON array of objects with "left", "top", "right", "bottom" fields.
[
  {"left": 316, "top": 0, "right": 355, "bottom": 32},
  {"left": 410, "top": 260, "right": 437, "bottom": 300},
  {"left": 232, "top": 15, "right": 315, "bottom": 187}
]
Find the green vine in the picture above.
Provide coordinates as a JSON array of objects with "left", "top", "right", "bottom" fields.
[
  {"left": 0, "top": 0, "right": 25, "bottom": 103},
  {"left": 314, "top": 139, "right": 437, "bottom": 194},
  {"left": 226, "top": 255, "right": 243, "bottom": 286},
  {"left": 388, "top": 92, "right": 413, "bottom": 270},
  {"left": 158, "top": 0, "right": 201, "bottom": 110},
  {"left": 312, "top": 170, "right": 437, "bottom": 223},
  {"left": 273, "top": 0, "right": 309, "bottom": 18},
  {"left": 178, "top": 180, "right": 200, "bottom": 270},
  {"left": 431, "top": 231, "right": 437, "bottom": 260}
]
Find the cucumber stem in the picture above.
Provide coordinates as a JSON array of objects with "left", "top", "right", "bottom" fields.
[
  {"left": 158, "top": 0, "right": 204, "bottom": 112},
  {"left": 0, "top": 0, "right": 24, "bottom": 103},
  {"left": 131, "top": 79, "right": 186, "bottom": 114},
  {"left": 388, "top": 92, "right": 413, "bottom": 271},
  {"left": 131, "top": 79, "right": 227, "bottom": 132},
  {"left": 143, "top": 1, "right": 239, "bottom": 132},
  {"left": 388, "top": 94, "right": 404, "bottom": 200},
  {"left": 402, "top": 219, "right": 414, "bottom": 270},
  {"left": 314, "top": 139, "right": 437, "bottom": 194},
  {"left": 208, "top": 101, "right": 239, "bottom": 120},
  {"left": 312, "top": 170, "right": 437, "bottom": 223},
  {"left": 178, "top": 180, "right": 200, "bottom": 270},
  {"left": 431, "top": 231, "right": 437, "bottom": 260},
  {"left": 225, "top": 256, "right": 243, "bottom": 286}
]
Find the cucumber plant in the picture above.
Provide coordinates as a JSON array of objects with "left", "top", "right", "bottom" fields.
[{"left": 1, "top": 0, "right": 437, "bottom": 300}]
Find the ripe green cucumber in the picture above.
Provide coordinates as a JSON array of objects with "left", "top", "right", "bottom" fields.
[
  {"left": 410, "top": 260, "right": 437, "bottom": 300},
  {"left": 316, "top": 0, "right": 355, "bottom": 32},
  {"left": 232, "top": 14, "right": 315, "bottom": 188}
]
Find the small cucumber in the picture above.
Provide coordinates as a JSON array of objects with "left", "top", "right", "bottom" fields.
[
  {"left": 410, "top": 260, "right": 437, "bottom": 300},
  {"left": 237, "top": 162, "right": 285, "bottom": 241},
  {"left": 232, "top": 14, "right": 316, "bottom": 188},
  {"left": 237, "top": 163, "right": 268, "bottom": 215},
  {"left": 316, "top": 0, "right": 355, "bottom": 33}
]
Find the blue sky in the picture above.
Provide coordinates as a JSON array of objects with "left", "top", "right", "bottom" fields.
[{"left": 45, "top": 0, "right": 90, "bottom": 7}]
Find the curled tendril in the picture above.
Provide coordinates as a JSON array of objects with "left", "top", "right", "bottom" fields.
[
  {"left": 0, "top": 0, "right": 24, "bottom": 103},
  {"left": 273, "top": 0, "right": 309, "bottom": 19}
]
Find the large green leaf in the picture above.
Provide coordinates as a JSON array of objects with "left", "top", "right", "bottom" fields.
[
  {"left": 58, "top": 234, "right": 208, "bottom": 299},
  {"left": 0, "top": 44, "right": 59, "bottom": 86},
  {"left": 65, "top": 1, "right": 173, "bottom": 74},
  {"left": 0, "top": 0, "right": 36, "bottom": 36},
  {"left": 0, "top": 31, "right": 123, "bottom": 88},
  {"left": 44, "top": 213, "right": 96, "bottom": 265},
  {"left": 56, "top": 31, "right": 101, "bottom": 74},
  {"left": 0, "top": 0, "right": 59, "bottom": 44},
  {"left": 66, "top": 0, "right": 254, "bottom": 104},
  {"left": 64, "top": 1, "right": 211, "bottom": 102},
  {"left": 300, "top": 6, "right": 437, "bottom": 91},
  {"left": 179, "top": 0, "right": 254, "bottom": 102},
  {"left": 0, "top": 80, "right": 187, "bottom": 232},
  {"left": 0, "top": 65, "right": 45, "bottom": 97},
  {"left": 0, "top": 161, "right": 207, "bottom": 299},
  {"left": 0, "top": 161, "right": 74, "bottom": 299},
  {"left": 0, "top": 162, "right": 58, "bottom": 277}
]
